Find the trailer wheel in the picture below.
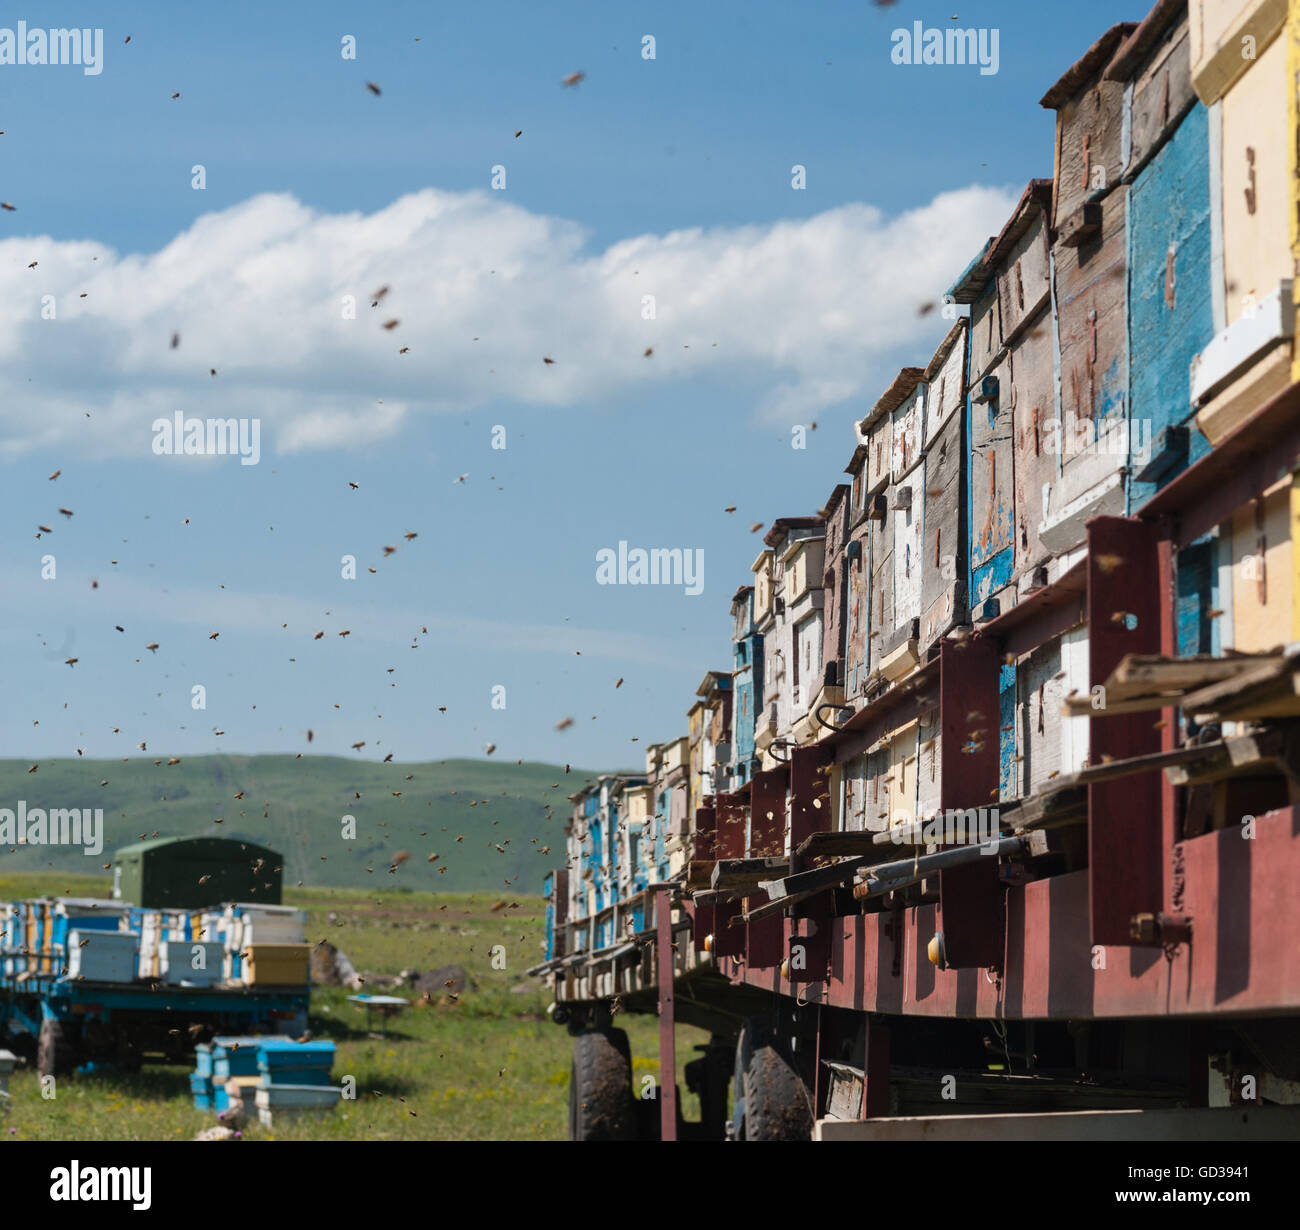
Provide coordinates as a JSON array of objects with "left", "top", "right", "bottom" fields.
[
  {"left": 568, "top": 1028, "right": 637, "bottom": 1141},
  {"left": 732, "top": 1017, "right": 812, "bottom": 1141},
  {"left": 37, "top": 1019, "right": 78, "bottom": 1078}
]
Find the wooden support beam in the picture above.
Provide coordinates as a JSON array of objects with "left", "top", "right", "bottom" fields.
[
  {"left": 1010, "top": 784, "right": 1088, "bottom": 830},
  {"left": 690, "top": 888, "right": 739, "bottom": 907},
  {"left": 686, "top": 860, "right": 716, "bottom": 890},
  {"left": 797, "top": 827, "right": 924, "bottom": 858},
  {"left": 1165, "top": 727, "right": 1299, "bottom": 785},
  {"left": 655, "top": 886, "right": 677, "bottom": 1142},
  {"left": 758, "top": 855, "right": 871, "bottom": 902},
  {"left": 738, "top": 885, "right": 826, "bottom": 924},
  {"left": 1182, "top": 659, "right": 1300, "bottom": 718},
  {"left": 798, "top": 829, "right": 885, "bottom": 857},
  {"left": 862, "top": 1018, "right": 890, "bottom": 1120},
  {"left": 710, "top": 856, "right": 788, "bottom": 893},
  {"left": 1062, "top": 652, "right": 1285, "bottom": 715}
]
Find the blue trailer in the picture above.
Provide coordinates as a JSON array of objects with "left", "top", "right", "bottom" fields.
[{"left": 0, "top": 967, "right": 310, "bottom": 1077}]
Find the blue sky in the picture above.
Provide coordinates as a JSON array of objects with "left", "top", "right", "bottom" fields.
[{"left": 0, "top": 0, "right": 1141, "bottom": 769}]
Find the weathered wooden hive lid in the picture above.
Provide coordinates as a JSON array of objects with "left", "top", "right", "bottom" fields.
[
  {"left": 859, "top": 367, "right": 925, "bottom": 431},
  {"left": 821, "top": 482, "right": 851, "bottom": 516},
  {"left": 696, "top": 669, "right": 731, "bottom": 696},
  {"left": 780, "top": 531, "right": 825, "bottom": 563},
  {"left": 923, "top": 318, "right": 969, "bottom": 382},
  {"left": 947, "top": 238, "right": 994, "bottom": 305},
  {"left": 1039, "top": 21, "right": 1137, "bottom": 108},
  {"left": 843, "top": 442, "right": 869, "bottom": 475},
  {"left": 948, "top": 181, "right": 1053, "bottom": 305},
  {"left": 1104, "top": 0, "right": 1185, "bottom": 81},
  {"left": 763, "top": 515, "right": 824, "bottom": 549},
  {"left": 986, "top": 180, "right": 1054, "bottom": 267}
]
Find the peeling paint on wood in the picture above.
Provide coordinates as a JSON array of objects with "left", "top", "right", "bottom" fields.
[{"left": 1128, "top": 102, "right": 1214, "bottom": 510}]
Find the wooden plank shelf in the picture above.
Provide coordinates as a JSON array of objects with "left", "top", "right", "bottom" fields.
[{"left": 709, "top": 857, "right": 788, "bottom": 893}]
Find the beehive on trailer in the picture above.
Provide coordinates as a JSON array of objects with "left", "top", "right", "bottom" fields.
[
  {"left": 534, "top": 0, "right": 1300, "bottom": 1144},
  {"left": 113, "top": 836, "right": 283, "bottom": 909}
]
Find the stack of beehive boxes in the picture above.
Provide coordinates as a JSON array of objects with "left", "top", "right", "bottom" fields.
[
  {"left": 220, "top": 903, "right": 310, "bottom": 985},
  {"left": 134, "top": 908, "right": 193, "bottom": 979},
  {"left": 0, "top": 1049, "right": 16, "bottom": 1115},
  {"left": 56, "top": 899, "right": 137, "bottom": 981},
  {"left": 0, "top": 902, "right": 23, "bottom": 975},
  {"left": 253, "top": 1039, "right": 340, "bottom": 1127},
  {"left": 192, "top": 1036, "right": 265, "bottom": 1114},
  {"left": 1, "top": 898, "right": 137, "bottom": 980},
  {"left": 192, "top": 1037, "right": 340, "bottom": 1127}
]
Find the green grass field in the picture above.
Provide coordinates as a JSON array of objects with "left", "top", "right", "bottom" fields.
[{"left": 0, "top": 874, "right": 705, "bottom": 1141}]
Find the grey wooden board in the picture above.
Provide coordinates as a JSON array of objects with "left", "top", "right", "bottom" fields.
[
  {"left": 1053, "top": 79, "right": 1126, "bottom": 228},
  {"left": 967, "top": 280, "right": 1003, "bottom": 385},
  {"left": 1018, "top": 638, "right": 1065, "bottom": 798},
  {"left": 970, "top": 354, "right": 1015, "bottom": 570},
  {"left": 1008, "top": 311, "right": 1060, "bottom": 576},
  {"left": 1054, "top": 185, "right": 1129, "bottom": 502},
  {"left": 997, "top": 208, "right": 1052, "bottom": 342},
  {"left": 924, "top": 322, "right": 969, "bottom": 450},
  {"left": 1127, "top": 19, "right": 1195, "bottom": 177}
]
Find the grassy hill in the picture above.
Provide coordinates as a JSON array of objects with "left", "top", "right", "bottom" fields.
[{"left": 0, "top": 755, "right": 595, "bottom": 894}]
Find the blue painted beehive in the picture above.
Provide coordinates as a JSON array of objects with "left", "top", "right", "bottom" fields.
[
  {"left": 190, "top": 1049, "right": 216, "bottom": 1110},
  {"left": 212, "top": 1036, "right": 264, "bottom": 1081},
  {"left": 255, "top": 1039, "right": 339, "bottom": 1125},
  {"left": 257, "top": 1039, "right": 335, "bottom": 1070}
]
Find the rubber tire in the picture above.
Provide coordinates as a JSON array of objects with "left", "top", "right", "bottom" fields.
[
  {"left": 569, "top": 1029, "right": 637, "bottom": 1141},
  {"left": 37, "top": 1019, "right": 76, "bottom": 1078},
  {"left": 733, "top": 1017, "right": 813, "bottom": 1141}
]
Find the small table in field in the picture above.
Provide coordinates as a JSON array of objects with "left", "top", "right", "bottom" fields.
[{"left": 347, "top": 994, "right": 409, "bottom": 1037}]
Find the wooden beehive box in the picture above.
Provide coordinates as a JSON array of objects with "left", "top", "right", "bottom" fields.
[
  {"left": 892, "top": 465, "right": 926, "bottom": 635},
  {"left": 915, "top": 708, "right": 941, "bottom": 835},
  {"left": 160, "top": 939, "right": 224, "bottom": 986},
  {"left": 241, "top": 942, "right": 311, "bottom": 986},
  {"left": 1042, "top": 26, "right": 1136, "bottom": 531},
  {"left": 987, "top": 186, "right": 1056, "bottom": 578},
  {"left": 1188, "top": 0, "right": 1286, "bottom": 106},
  {"left": 842, "top": 523, "right": 871, "bottom": 700},
  {"left": 1112, "top": 3, "right": 1197, "bottom": 180},
  {"left": 920, "top": 322, "right": 969, "bottom": 649},
  {"left": 966, "top": 280, "right": 1014, "bottom": 609},
  {"left": 1014, "top": 628, "right": 1089, "bottom": 799},
  {"left": 1194, "top": 24, "right": 1293, "bottom": 446},
  {"left": 1042, "top": 23, "right": 1137, "bottom": 235},
  {"left": 887, "top": 721, "right": 920, "bottom": 833},
  {"left": 823, "top": 1062, "right": 865, "bottom": 1121},
  {"left": 1126, "top": 101, "right": 1214, "bottom": 504},
  {"left": 867, "top": 502, "right": 894, "bottom": 680},
  {"left": 820, "top": 484, "right": 851, "bottom": 692},
  {"left": 66, "top": 930, "right": 138, "bottom": 983},
  {"left": 891, "top": 382, "right": 925, "bottom": 482},
  {"left": 923, "top": 319, "right": 967, "bottom": 451},
  {"left": 1226, "top": 482, "right": 1293, "bottom": 653},
  {"left": 1050, "top": 181, "right": 1130, "bottom": 522}
]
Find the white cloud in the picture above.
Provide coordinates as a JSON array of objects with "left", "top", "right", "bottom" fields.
[{"left": 0, "top": 184, "right": 1017, "bottom": 458}]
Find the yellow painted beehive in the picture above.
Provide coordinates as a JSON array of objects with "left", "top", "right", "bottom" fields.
[{"left": 241, "top": 942, "right": 311, "bottom": 986}]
